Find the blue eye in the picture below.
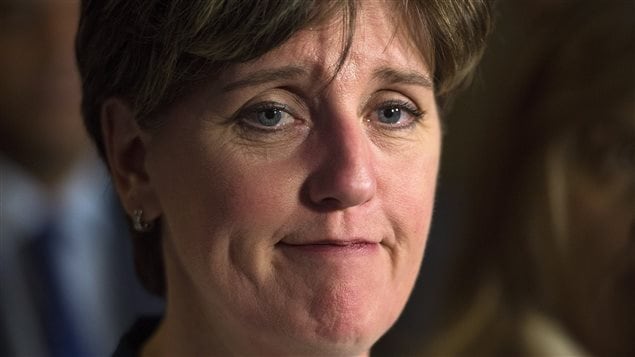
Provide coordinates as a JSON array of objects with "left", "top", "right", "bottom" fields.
[
  {"left": 238, "top": 102, "right": 295, "bottom": 131},
  {"left": 371, "top": 100, "right": 424, "bottom": 128},
  {"left": 257, "top": 108, "right": 283, "bottom": 127},
  {"left": 378, "top": 107, "right": 403, "bottom": 124}
]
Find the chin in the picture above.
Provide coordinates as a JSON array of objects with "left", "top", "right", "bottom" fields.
[
  {"left": 287, "top": 288, "right": 403, "bottom": 356},
  {"left": 293, "top": 327, "right": 379, "bottom": 357}
]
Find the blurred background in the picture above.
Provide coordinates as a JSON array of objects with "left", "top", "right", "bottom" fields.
[
  {"left": 376, "top": 0, "right": 634, "bottom": 355},
  {"left": 0, "top": 0, "right": 632, "bottom": 356},
  {"left": 0, "top": 1, "right": 162, "bottom": 356}
]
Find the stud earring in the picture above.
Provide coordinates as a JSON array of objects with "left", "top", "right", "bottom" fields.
[{"left": 133, "top": 209, "right": 153, "bottom": 232}]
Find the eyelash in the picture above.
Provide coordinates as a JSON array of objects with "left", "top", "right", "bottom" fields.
[
  {"left": 369, "top": 99, "right": 425, "bottom": 129},
  {"left": 234, "top": 101, "right": 297, "bottom": 133},
  {"left": 234, "top": 98, "right": 425, "bottom": 133}
]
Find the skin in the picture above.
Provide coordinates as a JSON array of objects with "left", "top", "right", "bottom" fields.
[{"left": 104, "top": 1, "right": 441, "bottom": 355}]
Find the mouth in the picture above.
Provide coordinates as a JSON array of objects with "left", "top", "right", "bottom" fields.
[{"left": 276, "top": 239, "right": 380, "bottom": 255}]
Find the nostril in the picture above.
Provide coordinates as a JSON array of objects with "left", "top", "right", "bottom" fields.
[
  {"left": 317, "top": 197, "right": 345, "bottom": 210},
  {"left": 306, "top": 166, "right": 377, "bottom": 210}
]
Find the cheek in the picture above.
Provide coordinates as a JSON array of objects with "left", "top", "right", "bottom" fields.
[
  {"left": 375, "top": 136, "right": 440, "bottom": 291},
  {"left": 151, "top": 128, "right": 300, "bottom": 234},
  {"left": 212, "top": 157, "right": 303, "bottom": 233},
  {"left": 381, "top": 140, "right": 440, "bottom": 237},
  {"left": 149, "top": 135, "right": 305, "bottom": 293}
]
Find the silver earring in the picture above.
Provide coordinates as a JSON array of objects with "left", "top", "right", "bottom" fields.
[{"left": 133, "top": 209, "right": 153, "bottom": 232}]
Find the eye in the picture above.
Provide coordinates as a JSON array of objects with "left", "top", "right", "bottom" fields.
[
  {"left": 257, "top": 108, "right": 284, "bottom": 126},
  {"left": 238, "top": 102, "right": 296, "bottom": 131},
  {"left": 378, "top": 106, "right": 404, "bottom": 124},
  {"left": 367, "top": 99, "right": 424, "bottom": 129}
]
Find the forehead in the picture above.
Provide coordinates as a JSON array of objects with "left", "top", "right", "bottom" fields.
[{"left": 218, "top": 0, "right": 430, "bottom": 88}]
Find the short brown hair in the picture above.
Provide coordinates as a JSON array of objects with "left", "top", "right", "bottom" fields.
[{"left": 76, "top": 0, "right": 492, "bottom": 295}]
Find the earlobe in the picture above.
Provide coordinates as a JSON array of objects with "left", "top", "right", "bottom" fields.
[{"left": 100, "top": 98, "right": 162, "bottom": 221}]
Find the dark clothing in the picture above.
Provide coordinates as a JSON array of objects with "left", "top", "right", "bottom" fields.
[{"left": 113, "top": 317, "right": 161, "bottom": 357}]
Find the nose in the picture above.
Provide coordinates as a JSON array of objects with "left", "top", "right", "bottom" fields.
[{"left": 306, "top": 117, "right": 377, "bottom": 210}]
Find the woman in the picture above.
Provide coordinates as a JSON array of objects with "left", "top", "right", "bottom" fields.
[
  {"left": 427, "top": 1, "right": 634, "bottom": 355},
  {"left": 75, "top": 0, "right": 491, "bottom": 355}
]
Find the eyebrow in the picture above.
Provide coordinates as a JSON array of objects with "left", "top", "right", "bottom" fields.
[
  {"left": 373, "top": 67, "right": 434, "bottom": 89},
  {"left": 222, "top": 66, "right": 307, "bottom": 92},
  {"left": 221, "top": 65, "right": 433, "bottom": 93}
]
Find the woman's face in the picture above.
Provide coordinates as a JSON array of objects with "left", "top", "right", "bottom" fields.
[{"left": 142, "top": 2, "right": 439, "bottom": 354}]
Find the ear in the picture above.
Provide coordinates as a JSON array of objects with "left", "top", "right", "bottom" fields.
[{"left": 101, "top": 98, "right": 162, "bottom": 221}]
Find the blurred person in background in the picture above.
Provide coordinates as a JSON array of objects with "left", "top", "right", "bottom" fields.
[
  {"left": 0, "top": 1, "right": 162, "bottom": 356},
  {"left": 425, "top": 1, "right": 634, "bottom": 355}
]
